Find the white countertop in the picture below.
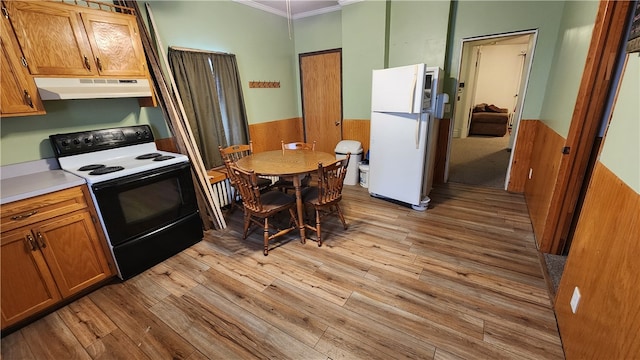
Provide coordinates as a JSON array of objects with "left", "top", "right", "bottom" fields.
[{"left": 1, "top": 159, "right": 86, "bottom": 205}]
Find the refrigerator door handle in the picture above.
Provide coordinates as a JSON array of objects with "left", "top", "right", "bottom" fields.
[
  {"left": 409, "top": 65, "right": 418, "bottom": 113},
  {"left": 415, "top": 113, "right": 421, "bottom": 149}
]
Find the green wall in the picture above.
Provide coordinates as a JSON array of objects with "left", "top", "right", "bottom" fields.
[
  {"left": 293, "top": 0, "right": 451, "bottom": 120},
  {"left": 293, "top": 9, "right": 342, "bottom": 54},
  {"left": 145, "top": 0, "right": 299, "bottom": 125},
  {"left": 447, "top": 1, "right": 565, "bottom": 120},
  {"left": 599, "top": 54, "right": 640, "bottom": 193},
  {"left": 292, "top": 10, "right": 342, "bottom": 116},
  {"left": 0, "top": 99, "right": 167, "bottom": 165},
  {"left": 539, "top": 0, "right": 599, "bottom": 137},
  {"left": 341, "top": 0, "right": 388, "bottom": 120},
  {"left": 388, "top": 0, "right": 450, "bottom": 69}
]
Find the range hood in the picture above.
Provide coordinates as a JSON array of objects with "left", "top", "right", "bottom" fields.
[{"left": 34, "top": 77, "right": 153, "bottom": 100}]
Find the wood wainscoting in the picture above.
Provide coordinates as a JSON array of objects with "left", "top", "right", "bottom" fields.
[
  {"left": 248, "top": 117, "right": 371, "bottom": 156},
  {"left": 555, "top": 162, "right": 640, "bottom": 359},
  {"left": 507, "top": 120, "right": 538, "bottom": 193},
  {"left": 524, "top": 121, "right": 565, "bottom": 249},
  {"left": 342, "top": 119, "right": 370, "bottom": 155},
  {"left": 249, "top": 117, "right": 304, "bottom": 153}
]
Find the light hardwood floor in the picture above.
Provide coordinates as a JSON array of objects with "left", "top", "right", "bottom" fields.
[{"left": 1, "top": 183, "right": 564, "bottom": 359}]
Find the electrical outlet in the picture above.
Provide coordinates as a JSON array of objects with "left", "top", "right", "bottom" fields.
[
  {"left": 570, "top": 287, "right": 581, "bottom": 314},
  {"left": 528, "top": 168, "right": 533, "bottom": 179}
]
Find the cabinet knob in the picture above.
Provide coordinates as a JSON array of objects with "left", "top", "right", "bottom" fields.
[
  {"left": 25, "top": 234, "right": 37, "bottom": 251},
  {"left": 23, "top": 90, "right": 34, "bottom": 108},
  {"left": 96, "top": 58, "right": 103, "bottom": 71},
  {"left": 36, "top": 232, "right": 47, "bottom": 248},
  {"left": 84, "top": 56, "right": 91, "bottom": 71}
]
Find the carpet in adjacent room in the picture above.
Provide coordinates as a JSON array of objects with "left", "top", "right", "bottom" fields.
[{"left": 448, "top": 134, "right": 511, "bottom": 189}]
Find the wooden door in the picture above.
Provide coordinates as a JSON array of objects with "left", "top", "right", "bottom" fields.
[
  {"left": 299, "top": 50, "right": 342, "bottom": 154},
  {"left": 81, "top": 11, "right": 147, "bottom": 77},
  {"left": 1, "top": 228, "right": 61, "bottom": 329}
]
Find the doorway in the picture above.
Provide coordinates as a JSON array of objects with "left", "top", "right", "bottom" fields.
[
  {"left": 447, "top": 31, "right": 537, "bottom": 189},
  {"left": 299, "top": 49, "right": 343, "bottom": 154}
]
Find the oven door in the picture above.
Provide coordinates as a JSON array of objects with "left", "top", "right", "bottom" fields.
[{"left": 91, "top": 162, "right": 199, "bottom": 246}]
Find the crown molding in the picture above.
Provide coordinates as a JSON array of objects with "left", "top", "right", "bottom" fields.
[{"left": 233, "top": 0, "right": 348, "bottom": 20}]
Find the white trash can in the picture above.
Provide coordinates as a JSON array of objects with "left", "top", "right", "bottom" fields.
[
  {"left": 358, "top": 162, "right": 370, "bottom": 188},
  {"left": 335, "top": 140, "right": 363, "bottom": 185}
]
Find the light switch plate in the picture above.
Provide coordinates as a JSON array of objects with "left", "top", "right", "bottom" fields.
[{"left": 570, "top": 286, "right": 581, "bottom": 314}]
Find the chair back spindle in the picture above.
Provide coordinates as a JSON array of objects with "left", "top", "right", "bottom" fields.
[
  {"left": 302, "top": 153, "right": 351, "bottom": 247},
  {"left": 226, "top": 161, "right": 264, "bottom": 212},
  {"left": 281, "top": 140, "right": 316, "bottom": 151},
  {"left": 316, "top": 156, "right": 349, "bottom": 206}
]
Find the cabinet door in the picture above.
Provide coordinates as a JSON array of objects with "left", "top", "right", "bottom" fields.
[
  {"left": 6, "top": 1, "right": 97, "bottom": 76},
  {"left": 0, "top": 12, "right": 45, "bottom": 116},
  {"left": 1, "top": 228, "right": 62, "bottom": 329},
  {"left": 35, "top": 210, "right": 114, "bottom": 298},
  {"left": 81, "top": 11, "right": 147, "bottom": 77}
]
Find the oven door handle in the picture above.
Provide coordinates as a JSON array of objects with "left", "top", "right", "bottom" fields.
[{"left": 92, "top": 162, "right": 191, "bottom": 191}]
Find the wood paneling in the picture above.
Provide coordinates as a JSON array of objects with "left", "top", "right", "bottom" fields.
[
  {"left": 249, "top": 117, "right": 303, "bottom": 153},
  {"left": 543, "top": 0, "right": 633, "bottom": 255},
  {"left": 160, "top": 118, "right": 367, "bottom": 159},
  {"left": 433, "top": 118, "right": 450, "bottom": 184},
  {"left": 1, "top": 183, "right": 563, "bottom": 359},
  {"left": 524, "top": 121, "right": 565, "bottom": 248},
  {"left": 556, "top": 162, "right": 640, "bottom": 359},
  {"left": 342, "top": 119, "right": 370, "bottom": 155},
  {"left": 508, "top": 120, "right": 538, "bottom": 192},
  {"left": 249, "top": 117, "right": 370, "bottom": 156},
  {"left": 155, "top": 137, "right": 178, "bottom": 153}
]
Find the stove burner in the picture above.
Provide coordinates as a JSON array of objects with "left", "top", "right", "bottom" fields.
[
  {"left": 154, "top": 155, "right": 176, "bottom": 161},
  {"left": 79, "top": 164, "right": 106, "bottom": 171},
  {"left": 136, "top": 153, "right": 162, "bottom": 160},
  {"left": 89, "top": 166, "right": 125, "bottom": 175}
]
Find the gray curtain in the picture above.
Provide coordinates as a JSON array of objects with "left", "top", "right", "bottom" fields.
[{"left": 168, "top": 49, "right": 249, "bottom": 169}]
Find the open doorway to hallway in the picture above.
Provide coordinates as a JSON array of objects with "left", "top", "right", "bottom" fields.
[{"left": 447, "top": 31, "right": 536, "bottom": 189}]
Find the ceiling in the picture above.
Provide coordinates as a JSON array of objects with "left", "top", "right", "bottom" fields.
[{"left": 233, "top": 0, "right": 345, "bottom": 19}]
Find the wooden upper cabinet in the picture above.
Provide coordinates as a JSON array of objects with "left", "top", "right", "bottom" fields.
[
  {"left": 0, "top": 10, "right": 45, "bottom": 116},
  {"left": 5, "top": 1, "right": 97, "bottom": 76},
  {"left": 81, "top": 11, "right": 147, "bottom": 77},
  {"left": 4, "top": 1, "right": 147, "bottom": 78}
]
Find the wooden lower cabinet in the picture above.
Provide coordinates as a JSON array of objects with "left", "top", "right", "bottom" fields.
[
  {"left": 0, "top": 186, "right": 115, "bottom": 330},
  {"left": 0, "top": 228, "right": 62, "bottom": 329}
]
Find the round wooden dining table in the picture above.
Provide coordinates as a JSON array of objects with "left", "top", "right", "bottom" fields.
[{"left": 235, "top": 149, "right": 335, "bottom": 242}]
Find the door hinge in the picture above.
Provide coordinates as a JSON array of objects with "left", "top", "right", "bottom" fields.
[
  {"left": 2, "top": 7, "right": 9, "bottom": 19},
  {"left": 562, "top": 146, "right": 570, "bottom": 155},
  {"left": 21, "top": 56, "right": 28, "bottom": 68}
]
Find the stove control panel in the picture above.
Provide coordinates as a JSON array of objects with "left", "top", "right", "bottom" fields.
[{"left": 50, "top": 125, "right": 155, "bottom": 157}]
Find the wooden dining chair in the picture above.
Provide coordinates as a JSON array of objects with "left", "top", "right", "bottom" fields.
[
  {"left": 301, "top": 153, "right": 350, "bottom": 247},
  {"left": 225, "top": 160, "right": 298, "bottom": 255},
  {"left": 275, "top": 140, "right": 316, "bottom": 193},
  {"left": 281, "top": 140, "right": 316, "bottom": 151},
  {"left": 219, "top": 142, "right": 273, "bottom": 211}
]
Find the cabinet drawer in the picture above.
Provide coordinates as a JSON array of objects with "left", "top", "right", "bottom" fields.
[{"left": 1, "top": 186, "right": 88, "bottom": 232}]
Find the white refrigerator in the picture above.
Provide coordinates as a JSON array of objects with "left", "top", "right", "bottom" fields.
[{"left": 368, "top": 64, "right": 447, "bottom": 210}]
